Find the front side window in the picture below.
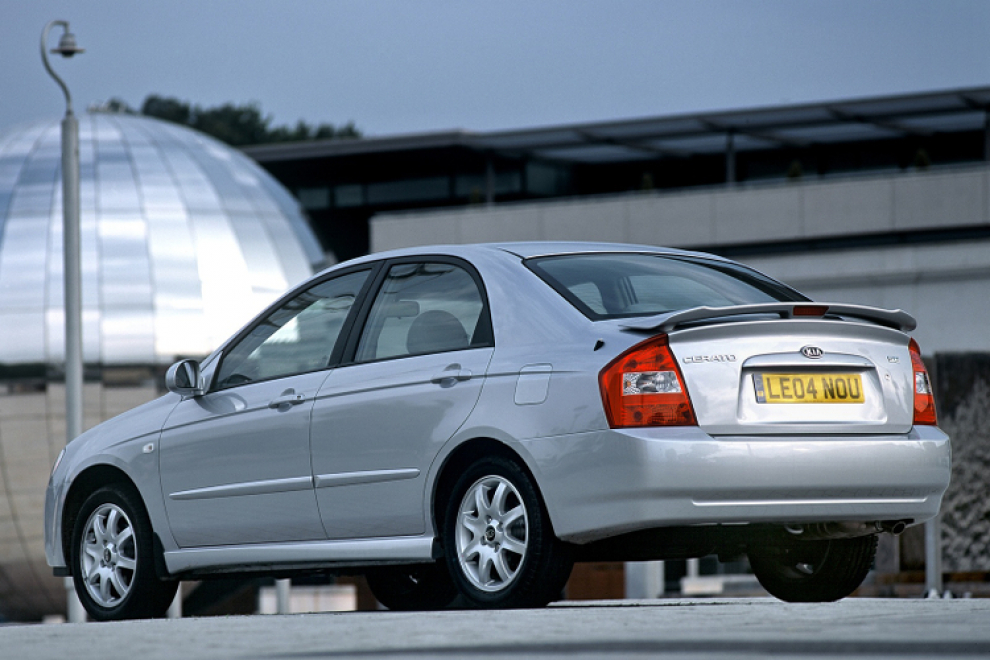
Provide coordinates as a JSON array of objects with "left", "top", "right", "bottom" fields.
[
  {"left": 527, "top": 253, "right": 806, "bottom": 320},
  {"left": 215, "top": 269, "right": 370, "bottom": 388},
  {"left": 355, "top": 262, "right": 489, "bottom": 362}
]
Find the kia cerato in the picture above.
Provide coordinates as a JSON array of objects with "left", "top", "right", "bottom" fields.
[{"left": 45, "top": 242, "right": 951, "bottom": 619}]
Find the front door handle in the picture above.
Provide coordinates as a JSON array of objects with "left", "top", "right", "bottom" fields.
[
  {"left": 268, "top": 390, "right": 308, "bottom": 409},
  {"left": 431, "top": 365, "right": 473, "bottom": 386}
]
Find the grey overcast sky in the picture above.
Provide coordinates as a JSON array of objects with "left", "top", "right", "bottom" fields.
[{"left": 3, "top": 0, "right": 989, "bottom": 137}]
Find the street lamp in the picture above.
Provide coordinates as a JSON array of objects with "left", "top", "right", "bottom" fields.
[{"left": 41, "top": 19, "right": 86, "bottom": 624}]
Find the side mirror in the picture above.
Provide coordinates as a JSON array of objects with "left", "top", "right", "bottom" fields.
[{"left": 166, "top": 359, "right": 205, "bottom": 398}]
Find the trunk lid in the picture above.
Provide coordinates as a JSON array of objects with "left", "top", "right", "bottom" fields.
[{"left": 625, "top": 308, "right": 917, "bottom": 436}]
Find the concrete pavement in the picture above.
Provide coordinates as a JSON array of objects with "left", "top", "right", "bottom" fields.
[{"left": 2, "top": 598, "right": 989, "bottom": 659}]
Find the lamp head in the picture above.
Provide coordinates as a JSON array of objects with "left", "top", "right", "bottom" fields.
[{"left": 51, "top": 30, "right": 84, "bottom": 58}]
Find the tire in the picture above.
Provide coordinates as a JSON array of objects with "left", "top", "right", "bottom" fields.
[
  {"left": 748, "top": 534, "right": 878, "bottom": 603},
  {"left": 71, "top": 485, "right": 179, "bottom": 620},
  {"left": 365, "top": 561, "right": 458, "bottom": 611},
  {"left": 443, "top": 455, "right": 572, "bottom": 608}
]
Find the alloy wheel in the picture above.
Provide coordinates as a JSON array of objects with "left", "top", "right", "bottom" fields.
[
  {"left": 79, "top": 503, "right": 137, "bottom": 608},
  {"left": 455, "top": 475, "right": 529, "bottom": 592}
]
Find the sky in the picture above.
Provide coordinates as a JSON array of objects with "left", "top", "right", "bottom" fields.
[{"left": 2, "top": 0, "right": 990, "bottom": 138}]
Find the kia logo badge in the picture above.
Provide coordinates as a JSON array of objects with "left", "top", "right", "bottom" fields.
[{"left": 801, "top": 346, "right": 823, "bottom": 359}]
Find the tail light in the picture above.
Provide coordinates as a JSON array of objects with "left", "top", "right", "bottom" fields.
[
  {"left": 600, "top": 334, "right": 697, "bottom": 428},
  {"left": 908, "top": 339, "right": 937, "bottom": 425}
]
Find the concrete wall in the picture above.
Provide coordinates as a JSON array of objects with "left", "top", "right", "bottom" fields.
[
  {"left": 373, "top": 165, "right": 990, "bottom": 250},
  {"left": 372, "top": 164, "right": 990, "bottom": 354}
]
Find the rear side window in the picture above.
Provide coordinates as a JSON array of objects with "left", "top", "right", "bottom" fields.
[
  {"left": 355, "top": 261, "right": 490, "bottom": 362},
  {"left": 527, "top": 253, "right": 806, "bottom": 320}
]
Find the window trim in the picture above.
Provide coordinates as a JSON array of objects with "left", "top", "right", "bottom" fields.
[{"left": 337, "top": 255, "right": 494, "bottom": 368}]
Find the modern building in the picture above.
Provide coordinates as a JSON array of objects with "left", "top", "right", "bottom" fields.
[
  {"left": 244, "top": 86, "right": 990, "bottom": 265},
  {"left": 0, "top": 112, "right": 321, "bottom": 620}
]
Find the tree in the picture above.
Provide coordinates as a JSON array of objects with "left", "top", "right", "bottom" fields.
[
  {"left": 136, "top": 95, "right": 360, "bottom": 146},
  {"left": 140, "top": 96, "right": 191, "bottom": 126}
]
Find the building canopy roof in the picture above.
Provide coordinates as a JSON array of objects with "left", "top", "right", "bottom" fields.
[{"left": 245, "top": 86, "right": 990, "bottom": 166}]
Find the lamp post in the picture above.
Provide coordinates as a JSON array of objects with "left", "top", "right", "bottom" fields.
[{"left": 41, "top": 19, "right": 86, "bottom": 624}]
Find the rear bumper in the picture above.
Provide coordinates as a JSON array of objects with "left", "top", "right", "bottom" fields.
[{"left": 520, "top": 425, "right": 951, "bottom": 544}]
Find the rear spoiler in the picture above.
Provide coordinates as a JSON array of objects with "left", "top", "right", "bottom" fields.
[{"left": 619, "top": 303, "right": 917, "bottom": 333}]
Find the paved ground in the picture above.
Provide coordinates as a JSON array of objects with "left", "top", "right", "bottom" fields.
[{"left": 2, "top": 598, "right": 989, "bottom": 660}]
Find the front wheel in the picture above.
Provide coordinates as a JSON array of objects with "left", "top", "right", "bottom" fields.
[
  {"left": 443, "top": 456, "right": 572, "bottom": 608},
  {"left": 748, "top": 534, "right": 878, "bottom": 602},
  {"left": 71, "top": 485, "right": 178, "bottom": 620}
]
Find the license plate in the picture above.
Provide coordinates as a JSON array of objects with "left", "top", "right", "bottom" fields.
[{"left": 753, "top": 373, "right": 864, "bottom": 404}]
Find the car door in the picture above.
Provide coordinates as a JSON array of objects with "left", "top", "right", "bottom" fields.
[
  {"left": 159, "top": 268, "right": 372, "bottom": 547},
  {"left": 310, "top": 259, "right": 494, "bottom": 539}
]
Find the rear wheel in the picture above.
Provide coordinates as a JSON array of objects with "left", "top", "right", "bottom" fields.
[
  {"left": 71, "top": 485, "right": 178, "bottom": 620},
  {"left": 748, "top": 534, "right": 878, "bottom": 602},
  {"left": 443, "top": 456, "right": 572, "bottom": 608},
  {"left": 365, "top": 561, "right": 458, "bottom": 610}
]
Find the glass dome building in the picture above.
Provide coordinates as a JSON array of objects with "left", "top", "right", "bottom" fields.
[{"left": 0, "top": 112, "right": 324, "bottom": 620}]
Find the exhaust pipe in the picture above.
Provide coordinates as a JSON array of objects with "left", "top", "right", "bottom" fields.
[
  {"left": 880, "top": 519, "right": 910, "bottom": 536},
  {"left": 783, "top": 519, "right": 912, "bottom": 540}
]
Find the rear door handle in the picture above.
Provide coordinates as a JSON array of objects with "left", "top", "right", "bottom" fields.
[
  {"left": 431, "top": 365, "right": 473, "bottom": 385},
  {"left": 269, "top": 390, "right": 308, "bottom": 409}
]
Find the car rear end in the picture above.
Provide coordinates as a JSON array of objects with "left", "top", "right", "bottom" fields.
[
  {"left": 520, "top": 248, "right": 951, "bottom": 544},
  {"left": 600, "top": 310, "right": 949, "bottom": 528}
]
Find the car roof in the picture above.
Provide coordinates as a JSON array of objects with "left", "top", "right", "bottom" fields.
[
  {"left": 484, "top": 241, "right": 722, "bottom": 259},
  {"left": 328, "top": 241, "right": 729, "bottom": 272}
]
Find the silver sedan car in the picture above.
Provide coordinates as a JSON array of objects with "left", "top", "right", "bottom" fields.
[{"left": 45, "top": 242, "right": 950, "bottom": 619}]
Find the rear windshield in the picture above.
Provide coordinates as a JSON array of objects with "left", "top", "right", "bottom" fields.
[{"left": 526, "top": 253, "right": 807, "bottom": 320}]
